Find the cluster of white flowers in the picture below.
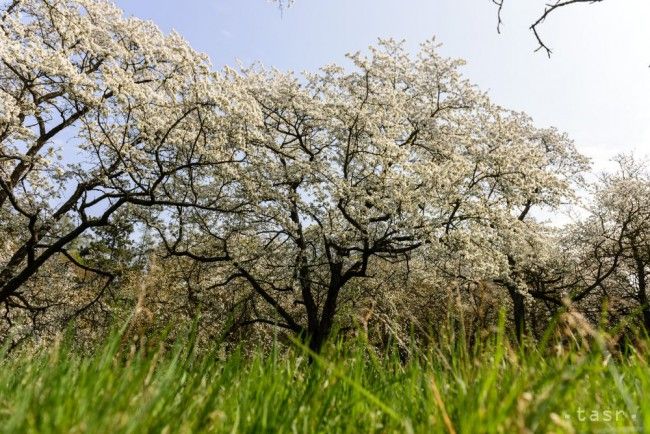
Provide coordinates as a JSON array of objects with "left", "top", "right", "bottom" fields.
[
  {"left": 8, "top": 0, "right": 641, "bottom": 346},
  {"left": 561, "top": 155, "right": 650, "bottom": 328},
  {"left": 156, "top": 38, "right": 589, "bottom": 344},
  {"left": 0, "top": 0, "right": 257, "bottom": 308}
]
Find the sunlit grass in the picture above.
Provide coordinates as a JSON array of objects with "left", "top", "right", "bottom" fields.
[{"left": 1, "top": 316, "right": 648, "bottom": 433}]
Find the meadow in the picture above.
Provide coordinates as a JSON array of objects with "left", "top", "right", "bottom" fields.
[
  {"left": 2, "top": 1, "right": 650, "bottom": 433},
  {"left": 1, "top": 314, "right": 647, "bottom": 434}
]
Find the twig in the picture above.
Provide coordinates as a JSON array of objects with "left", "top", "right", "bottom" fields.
[
  {"left": 492, "top": 0, "right": 505, "bottom": 34},
  {"left": 530, "top": 0, "right": 606, "bottom": 57}
]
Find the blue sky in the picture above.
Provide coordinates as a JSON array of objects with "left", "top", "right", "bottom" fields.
[{"left": 114, "top": 0, "right": 650, "bottom": 171}]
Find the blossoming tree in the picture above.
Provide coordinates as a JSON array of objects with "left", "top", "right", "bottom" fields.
[
  {"left": 160, "top": 39, "right": 587, "bottom": 351},
  {"left": 567, "top": 156, "right": 650, "bottom": 332},
  {"left": 0, "top": 0, "right": 251, "bottom": 318}
]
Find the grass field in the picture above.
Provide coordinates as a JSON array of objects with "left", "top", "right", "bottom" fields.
[{"left": 1, "top": 316, "right": 648, "bottom": 434}]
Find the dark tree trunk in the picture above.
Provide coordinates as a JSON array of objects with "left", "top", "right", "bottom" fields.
[
  {"left": 306, "top": 272, "right": 343, "bottom": 354},
  {"left": 508, "top": 284, "right": 526, "bottom": 343},
  {"left": 308, "top": 330, "right": 327, "bottom": 354},
  {"left": 633, "top": 253, "right": 650, "bottom": 333},
  {"left": 505, "top": 253, "right": 526, "bottom": 344},
  {"left": 629, "top": 243, "right": 650, "bottom": 334},
  {"left": 305, "top": 322, "right": 333, "bottom": 355},
  {"left": 306, "top": 310, "right": 338, "bottom": 354}
]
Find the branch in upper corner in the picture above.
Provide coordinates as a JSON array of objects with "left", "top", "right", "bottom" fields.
[
  {"left": 492, "top": 0, "right": 505, "bottom": 34},
  {"left": 529, "top": 0, "right": 606, "bottom": 57}
]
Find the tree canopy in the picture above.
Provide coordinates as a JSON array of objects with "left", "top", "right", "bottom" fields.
[{"left": 1, "top": 0, "right": 647, "bottom": 352}]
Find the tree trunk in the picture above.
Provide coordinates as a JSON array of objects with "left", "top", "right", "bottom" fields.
[
  {"left": 308, "top": 329, "right": 327, "bottom": 354},
  {"left": 306, "top": 276, "right": 342, "bottom": 354},
  {"left": 630, "top": 244, "right": 650, "bottom": 334},
  {"left": 634, "top": 254, "right": 650, "bottom": 333},
  {"left": 508, "top": 284, "right": 526, "bottom": 343}
]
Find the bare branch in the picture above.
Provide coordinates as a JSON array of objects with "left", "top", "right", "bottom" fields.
[{"left": 530, "top": 0, "right": 606, "bottom": 57}]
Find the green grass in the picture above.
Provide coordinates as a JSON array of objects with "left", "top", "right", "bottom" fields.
[{"left": 0, "top": 318, "right": 648, "bottom": 433}]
